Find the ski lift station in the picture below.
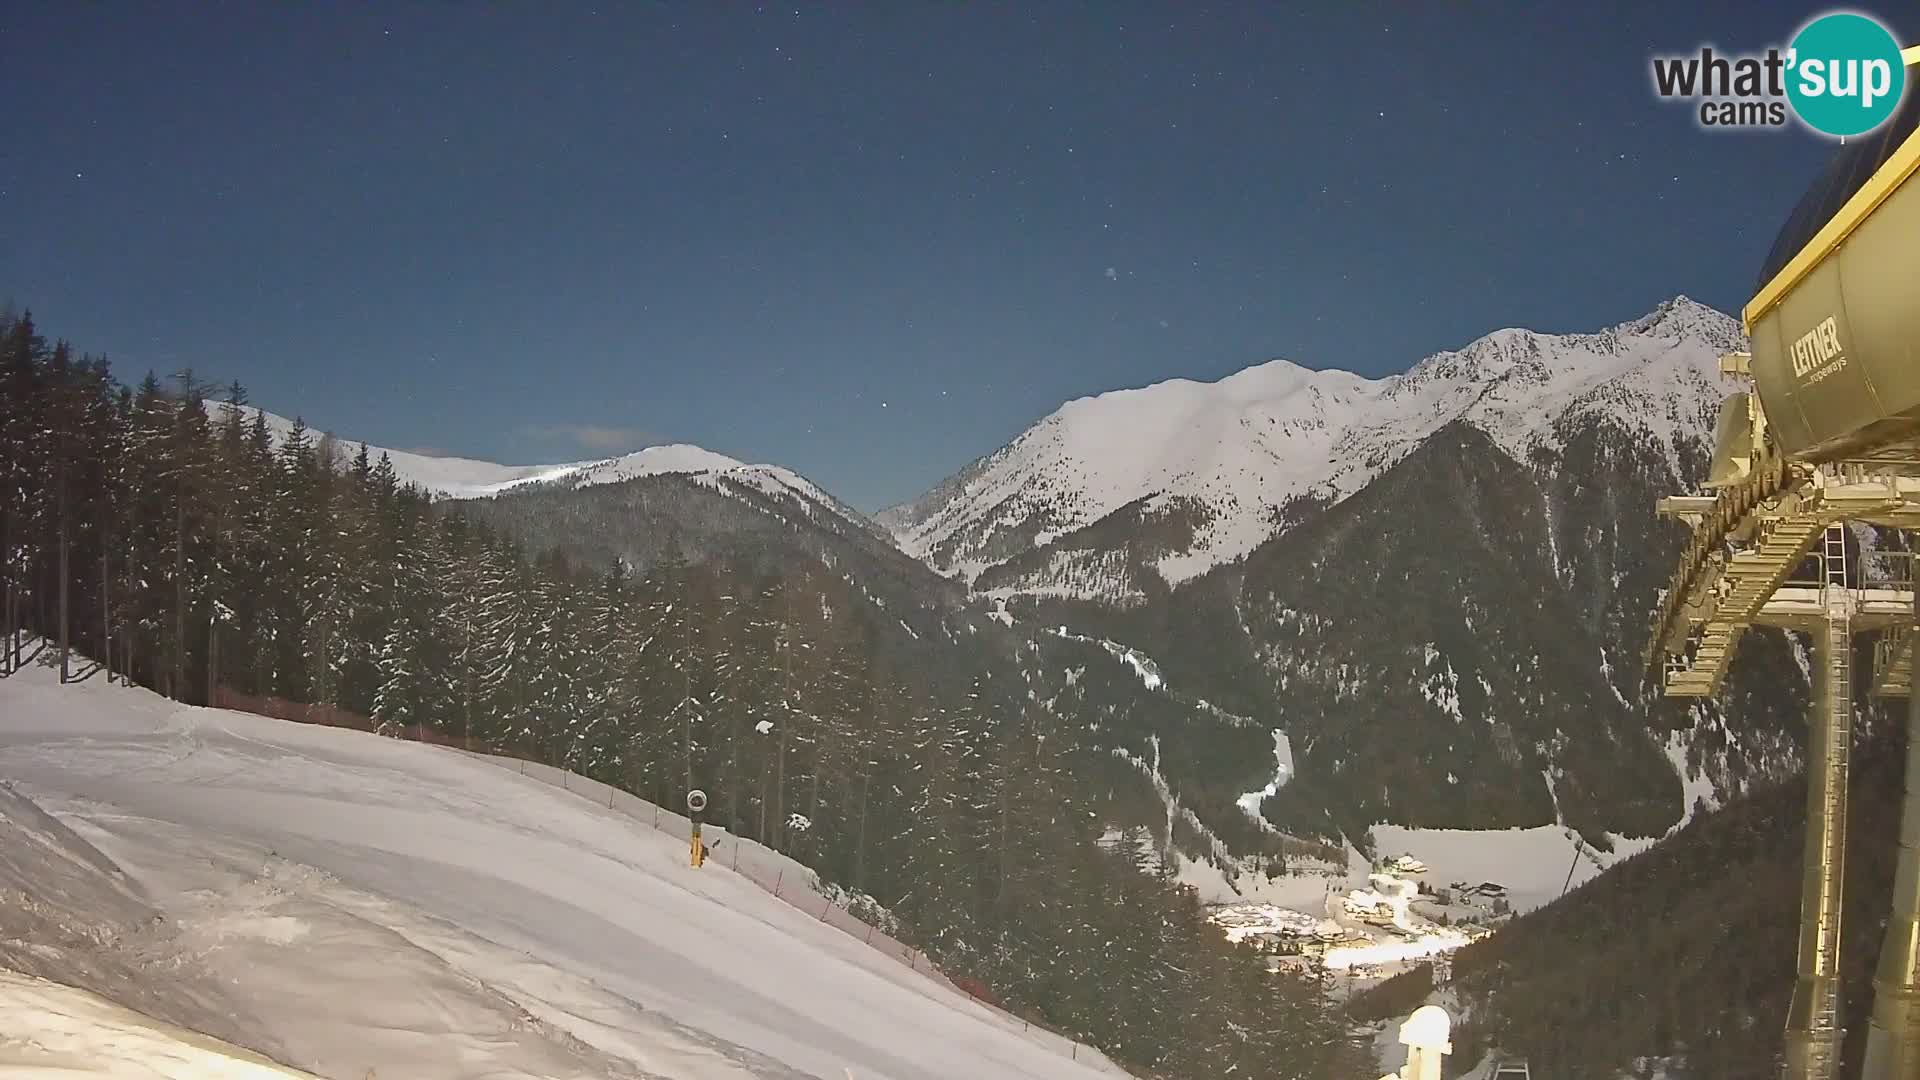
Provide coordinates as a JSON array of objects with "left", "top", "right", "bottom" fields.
[{"left": 1646, "top": 46, "right": 1920, "bottom": 1080}]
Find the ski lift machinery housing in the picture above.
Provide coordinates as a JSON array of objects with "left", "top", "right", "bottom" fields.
[{"left": 1743, "top": 62, "right": 1920, "bottom": 460}]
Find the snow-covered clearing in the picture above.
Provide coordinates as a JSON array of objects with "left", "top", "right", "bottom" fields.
[
  {"left": 1664, "top": 729, "right": 1721, "bottom": 827},
  {"left": 1364, "top": 823, "right": 1655, "bottom": 915},
  {"left": 1177, "top": 857, "right": 1341, "bottom": 909},
  {"left": 0, "top": 661, "right": 1126, "bottom": 1080},
  {"left": 1234, "top": 729, "right": 1294, "bottom": 821},
  {"left": 1319, "top": 924, "right": 1473, "bottom": 973}
]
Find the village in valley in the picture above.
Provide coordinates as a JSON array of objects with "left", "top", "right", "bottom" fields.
[{"left": 1202, "top": 853, "right": 1513, "bottom": 981}]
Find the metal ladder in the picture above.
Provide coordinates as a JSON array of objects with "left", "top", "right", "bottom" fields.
[{"left": 1823, "top": 524, "right": 1849, "bottom": 590}]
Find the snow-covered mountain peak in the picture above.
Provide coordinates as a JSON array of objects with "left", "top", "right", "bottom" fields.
[
  {"left": 1614, "top": 293, "right": 1746, "bottom": 351},
  {"left": 208, "top": 404, "right": 864, "bottom": 529},
  {"left": 1389, "top": 325, "right": 1546, "bottom": 396},
  {"left": 556, "top": 443, "right": 750, "bottom": 487},
  {"left": 888, "top": 297, "right": 1745, "bottom": 595},
  {"left": 1209, "top": 356, "right": 1370, "bottom": 400}
]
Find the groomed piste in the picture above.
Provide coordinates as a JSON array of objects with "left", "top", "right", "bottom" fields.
[{"left": 0, "top": 653, "right": 1128, "bottom": 1080}]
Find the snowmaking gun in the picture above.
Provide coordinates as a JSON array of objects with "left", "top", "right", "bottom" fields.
[{"left": 688, "top": 788, "right": 708, "bottom": 867}]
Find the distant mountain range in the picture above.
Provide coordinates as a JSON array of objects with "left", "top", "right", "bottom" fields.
[
  {"left": 215, "top": 401, "right": 884, "bottom": 538},
  {"left": 187, "top": 295, "right": 1854, "bottom": 1078},
  {"left": 877, "top": 295, "right": 1806, "bottom": 848},
  {"left": 229, "top": 295, "right": 1804, "bottom": 857},
  {"left": 880, "top": 295, "right": 1746, "bottom": 602}
]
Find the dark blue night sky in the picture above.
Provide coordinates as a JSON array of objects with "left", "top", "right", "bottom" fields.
[{"left": 6, "top": 2, "right": 1915, "bottom": 509}]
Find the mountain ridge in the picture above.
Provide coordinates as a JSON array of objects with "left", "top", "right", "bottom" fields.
[
  {"left": 882, "top": 295, "right": 1743, "bottom": 599},
  {"left": 211, "top": 402, "right": 882, "bottom": 538},
  {"left": 206, "top": 299, "right": 1785, "bottom": 850}
]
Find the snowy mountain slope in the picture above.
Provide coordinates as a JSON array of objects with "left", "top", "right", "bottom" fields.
[
  {"left": 883, "top": 296, "right": 1743, "bottom": 594},
  {"left": 213, "top": 403, "right": 877, "bottom": 535},
  {"left": 0, "top": 662, "right": 1126, "bottom": 1080},
  {"left": 1006, "top": 403, "right": 1810, "bottom": 848},
  {"left": 0, "top": 970, "right": 322, "bottom": 1079}
]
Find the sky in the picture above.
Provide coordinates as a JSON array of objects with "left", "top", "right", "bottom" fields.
[{"left": 5, "top": 2, "right": 1916, "bottom": 511}]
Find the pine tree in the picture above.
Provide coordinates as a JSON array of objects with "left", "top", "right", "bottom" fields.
[
  {"left": 232, "top": 405, "right": 279, "bottom": 694},
  {"left": 0, "top": 314, "right": 48, "bottom": 672},
  {"left": 372, "top": 509, "right": 440, "bottom": 736}
]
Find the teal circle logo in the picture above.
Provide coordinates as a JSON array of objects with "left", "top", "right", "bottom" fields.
[{"left": 1786, "top": 13, "right": 1906, "bottom": 137}]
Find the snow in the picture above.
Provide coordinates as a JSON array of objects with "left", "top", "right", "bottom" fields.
[
  {"left": 886, "top": 296, "right": 1741, "bottom": 595},
  {"left": 1107, "top": 644, "right": 1162, "bottom": 691},
  {"left": 1204, "top": 874, "right": 1475, "bottom": 974},
  {"left": 1234, "top": 729, "right": 1294, "bottom": 822},
  {"left": 1107, "top": 736, "right": 1325, "bottom": 908},
  {"left": 1320, "top": 928, "right": 1472, "bottom": 972},
  {"left": 0, "top": 661, "right": 1126, "bottom": 1080},
  {"left": 1420, "top": 660, "right": 1464, "bottom": 723},
  {"left": 1363, "top": 823, "right": 1640, "bottom": 915},
  {"left": 1175, "top": 858, "right": 1343, "bottom": 910},
  {"left": 1045, "top": 626, "right": 1165, "bottom": 692},
  {"left": 208, "top": 404, "right": 852, "bottom": 518},
  {"left": 1664, "top": 729, "right": 1721, "bottom": 828},
  {"left": 982, "top": 550, "right": 1149, "bottom": 606},
  {"left": 1599, "top": 648, "right": 1632, "bottom": 709},
  {"left": 0, "top": 970, "right": 320, "bottom": 1078},
  {"left": 1207, "top": 903, "right": 1321, "bottom": 944}
]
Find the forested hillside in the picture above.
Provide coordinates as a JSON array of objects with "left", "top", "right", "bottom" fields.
[
  {"left": 454, "top": 468, "right": 965, "bottom": 648},
  {"left": 457, "top": 467, "right": 1318, "bottom": 879},
  {"left": 1008, "top": 412, "right": 1811, "bottom": 851},
  {"left": 1436, "top": 698, "right": 1905, "bottom": 1079},
  {"left": 0, "top": 311, "right": 1366, "bottom": 1079}
]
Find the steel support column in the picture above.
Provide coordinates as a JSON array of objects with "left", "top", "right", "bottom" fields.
[
  {"left": 1862, "top": 580, "right": 1920, "bottom": 1079},
  {"left": 1785, "top": 588, "right": 1855, "bottom": 1080}
]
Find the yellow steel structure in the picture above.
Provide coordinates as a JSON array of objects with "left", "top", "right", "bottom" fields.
[
  {"left": 1745, "top": 40, "right": 1920, "bottom": 338},
  {"left": 1647, "top": 48, "right": 1920, "bottom": 1080},
  {"left": 1743, "top": 120, "right": 1920, "bottom": 331}
]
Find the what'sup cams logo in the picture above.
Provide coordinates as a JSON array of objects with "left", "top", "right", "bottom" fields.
[{"left": 1651, "top": 11, "right": 1908, "bottom": 136}]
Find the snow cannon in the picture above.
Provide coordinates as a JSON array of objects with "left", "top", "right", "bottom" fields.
[
  {"left": 1744, "top": 63, "right": 1920, "bottom": 464},
  {"left": 1374, "top": 1005, "right": 1451, "bottom": 1080},
  {"left": 687, "top": 789, "right": 708, "bottom": 868}
]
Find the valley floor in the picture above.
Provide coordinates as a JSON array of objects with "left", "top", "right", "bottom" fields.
[{"left": 0, "top": 657, "right": 1126, "bottom": 1080}]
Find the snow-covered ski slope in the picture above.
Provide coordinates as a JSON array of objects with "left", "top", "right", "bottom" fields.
[
  {"left": 0, "top": 660, "right": 1127, "bottom": 1080},
  {"left": 0, "top": 969, "right": 322, "bottom": 1078}
]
